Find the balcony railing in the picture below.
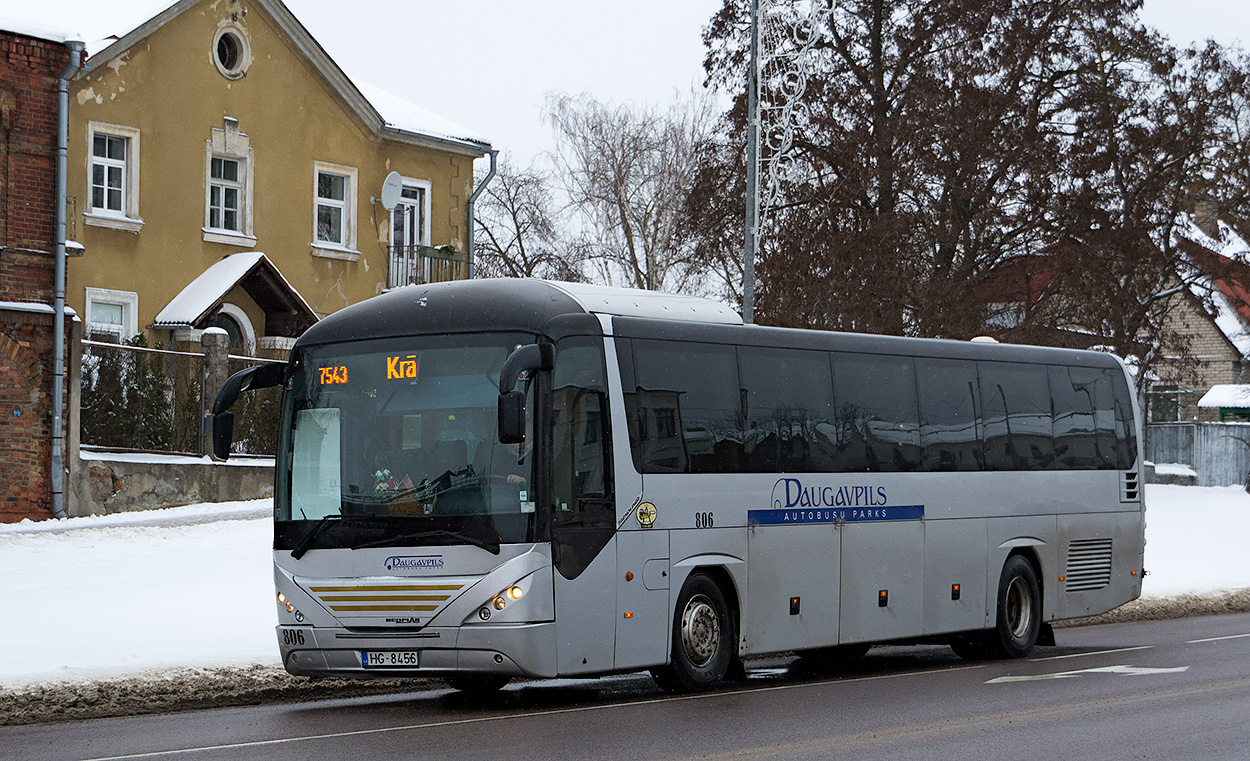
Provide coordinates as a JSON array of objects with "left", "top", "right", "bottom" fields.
[{"left": 388, "top": 244, "right": 468, "bottom": 289}]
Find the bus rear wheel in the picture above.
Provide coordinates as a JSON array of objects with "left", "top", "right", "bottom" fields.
[
  {"left": 952, "top": 555, "right": 1041, "bottom": 660},
  {"left": 652, "top": 573, "right": 735, "bottom": 692}
]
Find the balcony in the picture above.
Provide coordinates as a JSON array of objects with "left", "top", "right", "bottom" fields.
[{"left": 387, "top": 244, "right": 468, "bottom": 289}]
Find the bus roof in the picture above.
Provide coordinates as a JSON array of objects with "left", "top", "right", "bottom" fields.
[
  {"left": 294, "top": 279, "right": 741, "bottom": 347},
  {"left": 293, "top": 278, "right": 1128, "bottom": 372}
]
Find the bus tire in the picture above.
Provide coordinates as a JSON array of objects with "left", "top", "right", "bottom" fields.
[
  {"left": 987, "top": 554, "right": 1042, "bottom": 659},
  {"left": 653, "top": 573, "right": 735, "bottom": 692},
  {"left": 444, "top": 674, "right": 510, "bottom": 693}
]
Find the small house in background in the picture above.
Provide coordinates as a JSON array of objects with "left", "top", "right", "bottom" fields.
[{"left": 977, "top": 218, "right": 1250, "bottom": 424}]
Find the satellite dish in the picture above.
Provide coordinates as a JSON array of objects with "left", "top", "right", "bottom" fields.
[{"left": 379, "top": 171, "right": 403, "bottom": 211}]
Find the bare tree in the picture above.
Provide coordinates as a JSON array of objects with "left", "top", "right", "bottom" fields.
[
  {"left": 545, "top": 91, "right": 717, "bottom": 292},
  {"left": 473, "top": 154, "right": 583, "bottom": 281}
]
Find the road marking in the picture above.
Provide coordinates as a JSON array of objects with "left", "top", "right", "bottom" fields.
[
  {"left": 1187, "top": 632, "right": 1250, "bottom": 644},
  {"left": 75, "top": 663, "right": 986, "bottom": 761},
  {"left": 987, "top": 664, "right": 1189, "bottom": 684},
  {"left": 1031, "top": 645, "right": 1152, "bottom": 661}
]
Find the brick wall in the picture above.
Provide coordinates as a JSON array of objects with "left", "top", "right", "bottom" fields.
[
  {"left": 0, "top": 31, "right": 71, "bottom": 522},
  {"left": 1153, "top": 291, "right": 1244, "bottom": 422}
]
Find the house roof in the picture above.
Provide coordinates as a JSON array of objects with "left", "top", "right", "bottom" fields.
[
  {"left": 1175, "top": 227, "right": 1250, "bottom": 358},
  {"left": 152, "top": 252, "right": 317, "bottom": 334},
  {"left": 0, "top": 15, "right": 82, "bottom": 43},
  {"left": 977, "top": 219, "right": 1250, "bottom": 359},
  {"left": 1198, "top": 384, "right": 1250, "bottom": 409},
  {"left": 4, "top": 0, "right": 490, "bottom": 156}
]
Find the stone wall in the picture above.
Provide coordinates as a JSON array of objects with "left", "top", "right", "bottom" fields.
[{"left": 68, "top": 452, "right": 274, "bottom": 516}]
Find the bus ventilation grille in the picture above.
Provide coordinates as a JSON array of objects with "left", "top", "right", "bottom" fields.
[
  {"left": 1120, "top": 471, "right": 1140, "bottom": 502},
  {"left": 1065, "top": 539, "right": 1113, "bottom": 592}
]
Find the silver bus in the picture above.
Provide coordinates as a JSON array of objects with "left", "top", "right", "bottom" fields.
[{"left": 214, "top": 279, "right": 1145, "bottom": 693}]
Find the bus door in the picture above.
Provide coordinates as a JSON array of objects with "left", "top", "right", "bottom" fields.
[{"left": 550, "top": 337, "right": 621, "bottom": 674}]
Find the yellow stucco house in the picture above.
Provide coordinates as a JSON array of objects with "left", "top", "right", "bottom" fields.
[{"left": 65, "top": 0, "right": 492, "bottom": 355}]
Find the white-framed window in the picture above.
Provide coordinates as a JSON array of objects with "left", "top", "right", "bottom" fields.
[
  {"left": 203, "top": 117, "right": 256, "bottom": 247},
  {"left": 212, "top": 23, "right": 252, "bottom": 80},
  {"left": 209, "top": 157, "right": 242, "bottom": 231},
  {"left": 312, "top": 161, "right": 358, "bottom": 259},
  {"left": 85, "top": 122, "right": 142, "bottom": 232},
  {"left": 387, "top": 178, "right": 433, "bottom": 288},
  {"left": 84, "top": 287, "right": 139, "bottom": 343}
]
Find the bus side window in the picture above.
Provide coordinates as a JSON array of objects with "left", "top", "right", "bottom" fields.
[
  {"left": 831, "top": 352, "right": 921, "bottom": 472},
  {"left": 1050, "top": 365, "right": 1105, "bottom": 469},
  {"left": 980, "top": 362, "right": 1054, "bottom": 471},
  {"left": 916, "top": 358, "right": 983, "bottom": 472},
  {"left": 738, "top": 346, "right": 837, "bottom": 472},
  {"left": 551, "top": 337, "right": 615, "bottom": 580},
  {"left": 632, "top": 340, "right": 743, "bottom": 473},
  {"left": 1112, "top": 373, "right": 1139, "bottom": 469}
]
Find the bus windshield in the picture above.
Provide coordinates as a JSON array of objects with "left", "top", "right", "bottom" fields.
[{"left": 274, "top": 333, "right": 538, "bottom": 553}]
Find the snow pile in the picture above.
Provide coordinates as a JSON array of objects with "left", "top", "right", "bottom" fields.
[
  {"left": 1, "top": 486, "right": 1247, "bottom": 689},
  {"left": 0, "top": 500, "right": 277, "bottom": 688}
]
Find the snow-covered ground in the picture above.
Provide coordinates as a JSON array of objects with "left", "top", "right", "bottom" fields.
[{"left": 1, "top": 485, "right": 1246, "bottom": 689}]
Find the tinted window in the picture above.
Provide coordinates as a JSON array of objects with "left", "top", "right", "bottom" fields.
[
  {"left": 739, "top": 346, "right": 838, "bottom": 472},
  {"left": 832, "top": 353, "right": 921, "bottom": 472},
  {"left": 981, "top": 362, "right": 1054, "bottom": 470},
  {"left": 631, "top": 340, "right": 743, "bottom": 473},
  {"left": 1050, "top": 366, "right": 1119, "bottom": 469},
  {"left": 916, "top": 358, "right": 982, "bottom": 471},
  {"left": 1111, "top": 372, "right": 1139, "bottom": 469},
  {"left": 551, "top": 336, "right": 615, "bottom": 579}
]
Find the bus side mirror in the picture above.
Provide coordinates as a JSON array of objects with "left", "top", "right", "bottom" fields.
[
  {"left": 497, "top": 343, "right": 552, "bottom": 444},
  {"left": 213, "top": 411, "right": 235, "bottom": 461},
  {"left": 211, "top": 362, "right": 287, "bottom": 461},
  {"left": 498, "top": 390, "right": 526, "bottom": 444}
]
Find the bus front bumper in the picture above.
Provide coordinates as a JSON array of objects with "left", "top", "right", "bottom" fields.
[{"left": 278, "top": 622, "right": 558, "bottom": 679}]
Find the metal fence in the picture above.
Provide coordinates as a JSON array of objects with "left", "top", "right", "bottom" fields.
[
  {"left": 81, "top": 340, "right": 204, "bottom": 454},
  {"left": 1147, "top": 422, "right": 1250, "bottom": 487},
  {"left": 80, "top": 339, "right": 282, "bottom": 456},
  {"left": 387, "top": 244, "right": 467, "bottom": 289}
]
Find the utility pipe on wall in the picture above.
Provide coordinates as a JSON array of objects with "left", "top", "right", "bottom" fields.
[
  {"left": 466, "top": 148, "right": 498, "bottom": 279},
  {"left": 52, "top": 40, "right": 84, "bottom": 519}
]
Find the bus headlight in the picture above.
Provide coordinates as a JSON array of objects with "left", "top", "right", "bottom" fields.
[
  {"left": 277, "top": 591, "right": 295, "bottom": 614},
  {"left": 507, "top": 585, "right": 523, "bottom": 601}
]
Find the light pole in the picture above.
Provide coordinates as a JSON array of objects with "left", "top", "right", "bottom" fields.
[{"left": 744, "top": 0, "right": 761, "bottom": 325}]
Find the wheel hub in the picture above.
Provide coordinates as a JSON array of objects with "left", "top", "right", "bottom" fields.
[
  {"left": 1006, "top": 576, "right": 1033, "bottom": 639},
  {"left": 680, "top": 594, "right": 721, "bottom": 667}
]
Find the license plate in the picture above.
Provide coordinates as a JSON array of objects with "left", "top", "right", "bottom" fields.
[{"left": 361, "top": 650, "right": 419, "bottom": 668}]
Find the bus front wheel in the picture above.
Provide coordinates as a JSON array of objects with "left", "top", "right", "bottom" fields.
[{"left": 652, "top": 573, "right": 735, "bottom": 692}]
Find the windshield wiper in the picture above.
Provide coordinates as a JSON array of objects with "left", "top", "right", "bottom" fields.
[
  {"left": 350, "top": 529, "right": 501, "bottom": 555},
  {"left": 291, "top": 514, "right": 342, "bottom": 560}
]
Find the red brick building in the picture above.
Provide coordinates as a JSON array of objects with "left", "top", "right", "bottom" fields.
[{"left": 0, "top": 26, "right": 74, "bottom": 521}]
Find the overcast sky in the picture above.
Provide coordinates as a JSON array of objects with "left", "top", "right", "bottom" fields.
[{"left": 8, "top": 0, "right": 1248, "bottom": 175}]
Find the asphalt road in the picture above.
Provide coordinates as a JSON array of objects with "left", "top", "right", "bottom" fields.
[{"left": 5, "top": 613, "right": 1249, "bottom": 761}]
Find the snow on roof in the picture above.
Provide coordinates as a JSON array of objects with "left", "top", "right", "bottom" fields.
[
  {"left": 355, "top": 81, "right": 489, "bottom": 150},
  {"left": 0, "top": 1, "right": 169, "bottom": 55},
  {"left": 1198, "top": 384, "right": 1250, "bottom": 409},
  {"left": 1198, "top": 281, "right": 1250, "bottom": 358},
  {"left": 0, "top": 15, "right": 81, "bottom": 43},
  {"left": 152, "top": 252, "right": 312, "bottom": 327},
  {"left": 1178, "top": 214, "right": 1250, "bottom": 261}
]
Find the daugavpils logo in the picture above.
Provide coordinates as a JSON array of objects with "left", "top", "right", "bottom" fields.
[{"left": 385, "top": 555, "right": 445, "bottom": 571}]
